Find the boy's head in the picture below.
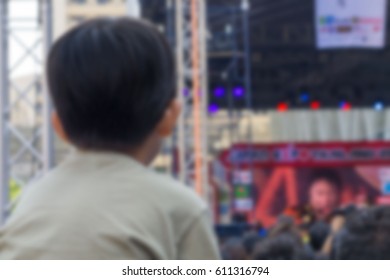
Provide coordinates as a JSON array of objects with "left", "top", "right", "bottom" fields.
[{"left": 47, "top": 18, "right": 179, "bottom": 161}]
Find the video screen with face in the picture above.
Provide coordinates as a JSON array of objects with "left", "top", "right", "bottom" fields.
[{"left": 212, "top": 143, "right": 389, "bottom": 226}]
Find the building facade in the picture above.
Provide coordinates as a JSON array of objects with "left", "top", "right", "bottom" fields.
[{"left": 54, "top": 0, "right": 141, "bottom": 38}]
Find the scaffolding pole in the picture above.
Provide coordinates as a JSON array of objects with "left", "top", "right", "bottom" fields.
[
  {"left": 0, "top": 0, "right": 9, "bottom": 225},
  {"left": 41, "top": 0, "right": 54, "bottom": 172},
  {"left": 0, "top": 0, "right": 54, "bottom": 225},
  {"left": 175, "top": 0, "right": 209, "bottom": 199}
]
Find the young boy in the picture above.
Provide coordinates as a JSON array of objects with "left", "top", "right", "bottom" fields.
[{"left": 0, "top": 18, "right": 220, "bottom": 260}]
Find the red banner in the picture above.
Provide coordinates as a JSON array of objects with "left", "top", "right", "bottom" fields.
[{"left": 219, "top": 141, "right": 390, "bottom": 168}]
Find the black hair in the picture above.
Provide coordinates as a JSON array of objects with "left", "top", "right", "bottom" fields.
[
  {"left": 269, "top": 215, "right": 300, "bottom": 238},
  {"left": 252, "top": 233, "right": 312, "bottom": 260},
  {"left": 331, "top": 205, "right": 358, "bottom": 218},
  {"left": 242, "top": 231, "right": 262, "bottom": 256},
  {"left": 308, "top": 221, "right": 330, "bottom": 252},
  {"left": 332, "top": 206, "right": 390, "bottom": 260},
  {"left": 308, "top": 169, "right": 343, "bottom": 193},
  {"left": 221, "top": 238, "right": 247, "bottom": 260},
  {"left": 47, "top": 18, "right": 175, "bottom": 151}
]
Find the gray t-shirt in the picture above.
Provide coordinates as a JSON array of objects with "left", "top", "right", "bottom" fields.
[{"left": 0, "top": 150, "right": 220, "bottom": 260}]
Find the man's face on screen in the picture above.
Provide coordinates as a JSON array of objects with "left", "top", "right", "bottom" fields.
[{"left": 309, "top": 179, "right": 339, "bottom": 220}]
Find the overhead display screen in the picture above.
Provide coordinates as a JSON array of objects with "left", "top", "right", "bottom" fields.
[{"left": 316, "top": 0, "right": 387, "bottom": 49}]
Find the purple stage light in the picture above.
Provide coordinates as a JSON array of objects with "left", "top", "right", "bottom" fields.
[
  {"left": 208, "top": 104, "right": 219, "bottom": 115},
  {"left": 214, "top": 87, "right": 225, "bottom": 97},
  {"left": 233, "top": 87, "right": 245, "bottom": 98},
  {"left": 183, "top": 88, "right": 190, "bottom": 97}
]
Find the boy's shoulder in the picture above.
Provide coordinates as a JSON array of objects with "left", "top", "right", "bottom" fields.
[
  {"left": 23, "top": 151, "right": 208, "bottom": 217},
  {"left": 138, "top": 168, "right": 208, "bottom": 211}
]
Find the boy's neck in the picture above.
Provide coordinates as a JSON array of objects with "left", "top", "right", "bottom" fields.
[
  {"left": 128, "top": 135, "right": 160, "bottom": 166},
  {"left": 74, "top": 136, "right": 160, "bottom": 166},
  {"left": 78, "top": 147, "right": 156, "bottom": 166},
  {"left": 127, "top": 146, "right": 157, "bottom": 166}
]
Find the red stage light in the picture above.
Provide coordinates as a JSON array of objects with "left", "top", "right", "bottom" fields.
[
  {"left": 277, "top": 102, "right": 289, "bottom": 112},
  {"left": 340, "top": 101, "right": 352, "bottom": 111},
  {"left": 310, "top": 101, "right": 321, "bottom": 110}
]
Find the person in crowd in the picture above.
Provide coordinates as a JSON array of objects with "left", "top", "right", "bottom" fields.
[
  {"left": 331, "top": 206, "right": 390, "bottom": 260},
  {"left": 221, "top": 238, "right": 248, "bottom": 260},
  {"left": 306, "top": 169, "right": 343, "bottom": 221},
  {"left": 282, "top": 169, "right": 342, "bottom": 230},
  {"left": 268, "top": 216, "right": 301, "bottom": 239},
  {"left": 0, "top": 18, "right": 220, "bottom": 260},
  {"left": 252, "top": 233, "right": 312, "bottom": 260},
  {"left": 308, "top": 221, "right": 330, "bottom": 253},
  {"left": 242, "top": 231, "right": 263, "bottom": 257},
  {"left": 320, "top": 205, "right": 356, "bottom": 256}
]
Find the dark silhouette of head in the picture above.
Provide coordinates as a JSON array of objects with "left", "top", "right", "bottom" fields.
[
  {"left": 332, "top": 206, "right": 390, "bottom": 260},
  {"left": 253, "top": 233, "right": 311, "bottom": 260},
  {"left": 308, "top": 221, "right": 330, "bottom": 252},
  {"left": 221, "top": 238, "right": 248, "bottom": 260}
]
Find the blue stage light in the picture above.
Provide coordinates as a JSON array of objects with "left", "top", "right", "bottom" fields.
[
  {"left": 300, "top": 92, "right": 310, "bottom": 103},
  {"left": 374, "top": 101, "right": 384, "bottom": 111}
]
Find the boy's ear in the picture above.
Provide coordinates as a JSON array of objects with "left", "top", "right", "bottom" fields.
[
  {"left": 51, "top": 111, "right": 69, "bottom": 143},
  {"left": 156, "top": 99, "right": 181, "bottom": 138}
]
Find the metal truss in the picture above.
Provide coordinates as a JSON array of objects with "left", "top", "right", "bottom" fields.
[
  {"left": 175, "top": 0, "right": 209, "bottom": 199},
  {"left": 208, "top": 0, "right": 253, "bottom": 144},
  {"left": 0, "top": 0, "right": 54, "bottom": 225}
]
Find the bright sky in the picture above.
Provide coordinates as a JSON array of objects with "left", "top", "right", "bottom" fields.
[
  {"left": 9, "top": 0, "right": 141, "bottom": 79},
  {"left": 9, "top": 1, "right": 42, "bottom": 79}
]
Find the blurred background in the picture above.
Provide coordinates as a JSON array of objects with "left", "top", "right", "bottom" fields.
[{"left": 1, "top": 0, "right": 390, "bottom": 259}]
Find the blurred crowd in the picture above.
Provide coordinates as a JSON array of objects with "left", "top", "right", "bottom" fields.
[{"left": 218, "top": 205, "right": 390, "bottom": 260}]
